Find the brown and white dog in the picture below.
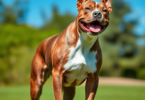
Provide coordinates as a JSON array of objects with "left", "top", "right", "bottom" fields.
[{"left": 30, "top": 0, "right": 112, "bottom": 100}]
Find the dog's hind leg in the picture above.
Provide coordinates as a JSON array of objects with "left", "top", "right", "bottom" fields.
[
  {"left": 63, "top": 86, "right": 75, "bottom": 100},
  {"left": 30, "top": 54, "right": 51, "bottom": 100}
]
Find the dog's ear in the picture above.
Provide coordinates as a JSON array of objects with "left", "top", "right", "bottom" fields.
[
  {"left": 102, "top": 0, "right": 112, "bottom": 13},
  {"left": 77, "top": 0, "right": 90, "bottom": 9}
]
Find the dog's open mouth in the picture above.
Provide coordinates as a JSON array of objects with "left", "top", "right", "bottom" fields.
[{"left": 79, "top": 19, "right": 108, "bottom": 35}]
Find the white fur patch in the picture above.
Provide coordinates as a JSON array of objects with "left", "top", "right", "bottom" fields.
[
  {"left": 90, "top": 2, "right": 103, "bottom": 22},
  {"left": 63, "top": 33, "right": 98, "bottom": 86}
]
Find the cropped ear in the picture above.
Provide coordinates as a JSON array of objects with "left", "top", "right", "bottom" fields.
[
  {"left": 77, "top": 0, "right": 90, "bottom": 9},
  {"left": 102, "top": 0, "right": 112, "bottom": 13}
]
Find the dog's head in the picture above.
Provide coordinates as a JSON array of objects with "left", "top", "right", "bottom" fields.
[{"left": 77, "top": 0, "right": 112, "bottom": 36}]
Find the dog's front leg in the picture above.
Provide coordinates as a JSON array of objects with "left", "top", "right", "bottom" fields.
[
  {"left": 52, "top": 68, "right": 63, "bottom": 100},
  {"left": 85, "top": 73, "right": 99, "bottom": 100}
]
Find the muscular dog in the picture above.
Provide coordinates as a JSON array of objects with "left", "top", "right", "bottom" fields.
[{"left": 30, "top": 0, "right": 112, "bottom": 100}]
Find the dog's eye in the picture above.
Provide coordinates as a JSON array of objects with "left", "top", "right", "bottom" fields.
[
  {"left": 85, "top": 7, "right": 90, "bottom": 11},
  {"left": 102, "top": 8, "right": 108, "bottom": 12}
]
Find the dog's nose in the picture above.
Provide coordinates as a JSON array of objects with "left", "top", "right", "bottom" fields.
[{"left": 93, "top": 11, "right": 102, "bottom": 18}]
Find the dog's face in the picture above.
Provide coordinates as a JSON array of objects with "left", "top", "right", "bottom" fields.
[{"left": 77, "top": 0, "right": 112, "bottom": 36}]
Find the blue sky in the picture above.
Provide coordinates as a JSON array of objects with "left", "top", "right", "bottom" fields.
[
  {"left": 124, "top": 0, "right": 145, "bottom": 36},
  {"left": 2, "top": 0, "right": 145, "bottom": 36}
]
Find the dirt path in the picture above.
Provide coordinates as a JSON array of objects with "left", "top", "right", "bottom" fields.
[{"left": 99, "top": 77, "right": 145, "bottom": 86}]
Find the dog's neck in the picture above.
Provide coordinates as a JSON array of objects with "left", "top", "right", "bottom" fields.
[
  {"left": 74, "top": 19, "right": 98, "bottom": 49},
  {"left": 67, "top": 19, "right": 98, "bottom": 53},
  {"left": 79, "top": 31, "right": 98, "bottom": 52}
]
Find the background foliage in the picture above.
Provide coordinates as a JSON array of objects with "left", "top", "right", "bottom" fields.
[{"left": 0, "top": 0, "right": 145, "bottom": 85}]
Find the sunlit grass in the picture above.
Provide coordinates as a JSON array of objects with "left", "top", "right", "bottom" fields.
[{"left": 0, "top": 84, "right": 145, "bottom": 100}]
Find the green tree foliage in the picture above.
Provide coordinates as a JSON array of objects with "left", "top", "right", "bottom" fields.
[
  {"left": 41, "top": 6, "right": 75, "bottom": 32},
  {"left": 0, "top": 0, "right": 28, "bottom": 25},
  {"left": 0, "top": 24, "right": 59, "bottom": 84},
  {"left": 0, "top": 0, "right": 145, "bottom": 85},
  {"left": 99, "top": 0, "right": 145, "bottom": 78},
  {"left": 0, "top": 0, "right": 59, "bottom": 84}
]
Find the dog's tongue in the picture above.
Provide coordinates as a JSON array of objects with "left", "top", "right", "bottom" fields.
[{"left": 89, "top": 25, "right": 101, "bottom": 33}]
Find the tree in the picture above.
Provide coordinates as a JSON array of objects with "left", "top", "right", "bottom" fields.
[
  {"left": 99, "top": 0, "right": 141, "bottom": 78},
  {"left": 0, "top": 0, "right": 59, "bottom": 84},
  {"left": 0, "top": 0, "right": 28, "bottom": 25},
  {"left": 41, "top": 6, "right": 75, "bottom": 32}
]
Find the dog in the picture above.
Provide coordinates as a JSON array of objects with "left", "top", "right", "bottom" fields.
[{"left": 30, "top": 0, "right": 112, "bottom": 100}]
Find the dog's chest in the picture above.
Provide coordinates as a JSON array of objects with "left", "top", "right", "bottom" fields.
[{"left": 63, "top": 39, "right": 97, "bottom": 86}]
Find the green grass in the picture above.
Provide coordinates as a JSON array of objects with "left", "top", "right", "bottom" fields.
[{"left": 0, "top": 85, "right": 145, "bottom": 100}]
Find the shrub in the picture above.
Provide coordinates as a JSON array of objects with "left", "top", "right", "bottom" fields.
[
  {"left": 137, "top": 68, "right": 145, "bottom": 80},
  {"left": 121, "top": 67, "right": 137, "bottom": 79},
  {"left": 99, "top": 69, "right": 112, "bottom": 76}
]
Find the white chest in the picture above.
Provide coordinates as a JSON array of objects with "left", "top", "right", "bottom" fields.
[{"left": 63, "top": 38, "right": 97, "bottom": 86}]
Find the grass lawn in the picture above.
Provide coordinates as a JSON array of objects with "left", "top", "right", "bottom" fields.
[{"left": 0, "top": 85, "right": 145, "bottom": 100}]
